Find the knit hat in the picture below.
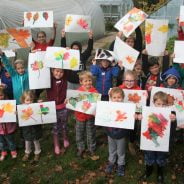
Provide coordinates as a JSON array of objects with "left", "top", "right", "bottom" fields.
[
  {"left": 162, "top": 67, "right": 181, "bottom": 82},
  {"left": 95, "top": 49, "right": 115, "bottom": 63}
]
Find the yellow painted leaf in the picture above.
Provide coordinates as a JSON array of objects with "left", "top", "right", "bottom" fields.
[
  {"left": 0, "top": 33, "right": 11, "bottom": 48},
  {"left": 2, "top": 103, "right": 14, "bottom": 113},
  {"left": 65, "top": 16, "right": 73, "bottom": 26},
  {"left": 70, "top": 57, "right": 78, "bottom": 69},
  {"left": 145, "top": 22, "right": 153, "bottom": 35},
  {"left": 21, "top": 107, "right": 33, "bottom": 120},
  {"left": 158, "top": 25, "right": 168, "bottom": 33}
]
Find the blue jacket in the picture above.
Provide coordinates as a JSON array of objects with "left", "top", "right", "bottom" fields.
[
  {"left": 90, "top": 65, "right": 119, "bottom": 95},
  {"left": 1, "top": 55, "right": 29, "bottom": 104},
  {"left": 106, "top": 127, "right": 129, "bottom": 139}
]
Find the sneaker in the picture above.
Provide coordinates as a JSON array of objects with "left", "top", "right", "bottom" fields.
[
  {"left": 105, "top": 163, "right": 114, "bottom": 174},
  {"left": 11, "top": 151, "right": 17, "bottom": 159},
  {"left": 117, "top": 165, "right": 125, "bottom": 176},
  {"left": 0, "top": 151, "right": 7, "bottom": 161},
  {"left": 63, "top": 139, "right": 70, "bottom": 148},
  {"left": 22, "top": 153, "right": 30, "bottom": 161},
  {"left": 34, "top": 154, "right": 40, "bottom": 161}
]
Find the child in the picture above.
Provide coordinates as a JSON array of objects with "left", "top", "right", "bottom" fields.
[
  {"left": 90, "top": 50, "right": 119, "bottom": 101},
  {"left": 119, "top": 70, "right": 141, "bottom": 155},
  {"left": 61, "top": 29, "right": 93, "bottom": 89},
  {"left": 0, "top": 88, "right": 17, "bottom": 161},
  {"left": 31, "top": 23, "right": 57, "bottom": 52},
  {"left": 46, "top": 68, "right": 69, "bottom": 155},
  {"left": 140, "top": 91, "right": 176, "bottom": 184},
  {"left": 74, "top": 71, "right": 97, "bottom": 157},
  {"left": 0, "top": 49, "right": 29, "bottom": 104},
  {"left": 105, "top": 87, "right": 128, "bottom": 176},
  {"left": 21, "top": 90, "right": 42, "bottom": 161}
]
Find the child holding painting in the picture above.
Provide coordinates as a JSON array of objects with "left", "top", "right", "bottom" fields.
[
  {"left": 46, "top": 68, "right": 69, "bottom": 155},
  {"left": 140, "top": 91, "right": 176, "bottom": 184},
  {"left": 21, "top": 90, "right": 42, "bottom": 162},
  {"left": 73, "top": 71, "right": 97, "bottom": 158},
  {"left": 0, "top": 88, "right": 17, "bottom": 161},
  {"left": 90, "top": 50, "right": 119, "bottom": 101}
]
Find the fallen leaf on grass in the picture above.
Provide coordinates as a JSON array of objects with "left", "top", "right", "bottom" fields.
[
  {"left": 90, "top": 155, "right": 100, "bottom": 161},
  {"left": 108, "top": 179, "right": 114, "bottom": 184},
  {"left": 139, "top": 159, "right": 143, "bottom": 164},
  {"left": 54, "top": 165, "right": 63, "bottom": 172},
  {"left": 75, "top": 179, "right": 80, "bottom": 184},
  {"left": 171, "top": 174, "right": 176, "bottom": 180},
  {"left": 88, "top": 171, "right": 96, "bottom": 178}
]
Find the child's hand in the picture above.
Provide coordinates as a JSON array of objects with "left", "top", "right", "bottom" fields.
[
  {"left": 117, "top": 60, "right": 123, "bottom": 69},
  {"left": 92, "top": 58, "right": 96, "bottom": 65},
  {"left": 142, "top": 49, "right": 148, "bottom": 55},
  {"left": 117, "top": 31, "right": 123, "bottom": 38},
  {"left": 137, "top": 114, "right": 142, "bottom": 121},
  {"left": 61, "top": 28, "right": 65, "bottom": 38},
  {"left": 170, "top": 114, "right": 176, "bottom": 121},
  {"left": 88, "top": 30, "right": 93, "bottom": 39},
  {"left": 163, "top": 50, "right": 169, "bottom": 56},
  {"left": 148, "top": 86, "right": 152, "bottom": 92},
  {"left": 64, "top": 99, "right": 68, "bottom": 104}
]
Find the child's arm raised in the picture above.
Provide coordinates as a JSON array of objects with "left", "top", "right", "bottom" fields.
[
  {"left": 0, "top": 49, "right": 16, "bottom": 76},
  {"left": 60, "top": 28, "right": 67, "bottom": 47},
  {"left": 51, "top": 22, "right": 57, "bottom": 41}
]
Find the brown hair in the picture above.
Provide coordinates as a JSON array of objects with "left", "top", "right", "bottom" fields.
[
  {"left": 20, "top": 90, "right": 35, "bottom": 104},
  {"left": 37, "top": 31, "right": 46, "bottom": 38},
  {"left": 153, "top": 91, "right": 168, "bottom": 104},
  {"left": 14, "top": 59, "right": 25, "bottom": 68},
  {"left": 109, "top": 87, "right": 125, "bottom": 99},
  {"left": 123, "top": 70, "right": 136, "bottom": 81},
  {"left": 79, "top": 71, "right": 93, "bottom": 81}
]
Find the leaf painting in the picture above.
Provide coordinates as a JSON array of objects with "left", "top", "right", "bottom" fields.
[
  {"left": 145, "top": 22, "right": 153, "bottom": 44},
  {"left": 54, "top": 50, "right": 70, "bottom": 68},
  {"left": 128, "top": 93, "right": 141, "bottom": 103},
  {"left": 115, "top": 110, "right": 127, "bottom": 122},
  {"left": 175, "top": 100, "right": 184, "bottom": 112},
  {"left": 31, "top": 60, "right": 44, "bottom": 78},
  {"left": 158, "top": 24, "right": 168, "bottom": 33},
  {"left": 21, "top": 107, "right": 37, "bottom": 122},
  {"left": 65, "top": 16, "right": 73, "bottom": 26},
  {"left": 0, "top": 33, "right": 11, "bottom": 48},
  {"left": 24, "top": 11, "right": 53, "bottom": 28},
  {"left": 70, "top": 57, "right": 78, "bottom": 69},
  {"left": 66, "top": 90, "right": 101, "bottom": 115},
  {"left": 0, "top": 100, "right": 16, "bottom": 122},
  {"left": 125, "top": 55, "right": 135, "bottom": 64},
  {"left": 77, "top": 18, "right": 89, "bottom": 30},
  {"left": 38, "top": 104, "right": 49, "bottom": 122},
  {"left": 6, "top": 28, "right": 31, "bottom": 48}
]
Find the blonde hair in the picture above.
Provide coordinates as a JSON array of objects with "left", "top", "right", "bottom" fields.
[
  {"left": 79, "top": 71, "right": 93, "bottom": 81},
  {"left": 153, "top": 91, "right": 168, "bottom": 104},
  {"left": 20, "top": 90, "right": 35, "bottom": 104},
  {"left": 14, "top": 59, "right": 25, "bottom": 68},
  {"left": 109, "top": 87, "right": 125, "bottom": 99},
  {"left": 123, "top": 70, "right": 136, "bottom": 80}
]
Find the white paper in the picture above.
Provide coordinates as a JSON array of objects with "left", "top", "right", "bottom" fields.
[
  {"left": 95, "top": 101, "right": 136, "bottom": 129},
  {"left": 145, "top": 19, "right": 169, "bottom": 56},
  {"left": 114, "top": 37, "right": 139, "bottom": 70},
  {"left": 173, "top": 41, "right": 184, "bottom": 63},
  {"left": 17, "top": 101, "right": 57, "bottom": 126},
  {"left": 24, "top": 11, "right": 53, "bottom": 28},
  {"left": 65, "top": 14, "right": 91, "bottom": 32},
  {"left": 140, "top": 106, "right": 171, "bottom": 152},
  {"left": 28, "top": 51, "right": 51, "bottom": 89}
]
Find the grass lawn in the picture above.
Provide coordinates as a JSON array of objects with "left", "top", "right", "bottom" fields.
[{"left": 0, "top": 115, "right": 183, "bottom": 184}]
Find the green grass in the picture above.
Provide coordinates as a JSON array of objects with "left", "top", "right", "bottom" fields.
[{"left": 0, "top": 116, "right": 183, "bottom": 184}]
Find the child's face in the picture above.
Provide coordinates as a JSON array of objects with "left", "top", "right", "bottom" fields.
[
  {"left": 110, "top": 92, "right": 123, "bottom": 102},
  {"left": 125, "top": 38, "right": 134, "bottom": 48},
  {"left": 16, "top": 64, "right": 25, "bottom": 75},
  {"left": 80, "top": 77, "right": 92, "bottom": 90},
  {"left": 52, "top": 68, "right": 64, "bottom": 79},
  {"left": 72, "top": 45, "right": 80, "bottom": 50},
  {"left": 134, "top": 64, "right": 142, "bottom": 76},
  {"left": 0, "top": 94, "right": 5, "bottom": 100},
  {"left": 101, "top": 60, "right": 110, "bottom": 68},
  {"left": 24, "top": 96, "right": 33, "bottom": 104},
  {"left": 154, "top": 99, "right": 166, "bottom": 107},
  {"left": 123, "top": 74, "right": 135, "bottom": 89},
  {"left": 166, "top": 76, "right": 177, "bottom": 86},
  {"left": 37, "top": 33, "right": 46, "bottom": 44},
  {"left": 149, "top": 64, "right": 160, "bottom": 75},
  {"left": 5, "top": 72, "right": 10, "bottom": 78}
]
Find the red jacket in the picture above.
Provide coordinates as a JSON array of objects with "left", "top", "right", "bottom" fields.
[
  {"left": 178, "top": 29, "right": 184, "bottom": 40},
  {"left": 46, "top": 73, "right": 67, "bottom": 110},
  {"left": 74, "top": 86, "right": 98, "bottom": 122},
  {"left": 119, "top": 84, "right": 141, "bottom": 90},
  {"left": 0, "top": 123, "right": 16, "bottom": 135},
  {"left": 33, "top": 39, "right": 54, "bottom": 51}
]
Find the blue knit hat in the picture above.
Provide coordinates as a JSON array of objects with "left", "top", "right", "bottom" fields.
[{"left": 162, "top": 67, "right": 181, "bottom": 82}]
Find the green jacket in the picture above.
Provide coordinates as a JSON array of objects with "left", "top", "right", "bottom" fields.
[{"left": 173, "top": 63, "right": 184, "bottom": 88}]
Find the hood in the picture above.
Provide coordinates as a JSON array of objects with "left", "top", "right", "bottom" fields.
[{"left": 162, "top": 67, "right": 181, "bottom": 82}]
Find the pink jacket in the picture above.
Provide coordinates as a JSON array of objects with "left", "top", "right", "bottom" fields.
[{"left": 0, "top": 123, "right": 17, "bottom": 135}]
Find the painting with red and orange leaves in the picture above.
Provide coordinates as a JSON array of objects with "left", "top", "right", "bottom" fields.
[
  {"left": 140, "top": 106, "right": 171, "bottom": 152},
  {"left": 24, "top": 11, "right": 53, "bottom": 28},
  {"left": 95, "top": 101, "right": 136, "bottom": 130},
  {"left": 65, "top": 14, "right": 91, "bottom": 33},
  {"left": 0, "top": 100, "right": 16, "bottom": 122}
]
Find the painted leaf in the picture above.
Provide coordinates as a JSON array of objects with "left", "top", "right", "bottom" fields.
[
  {"left": 77, "top": 18, "right": 89, "bottom": 29},
  {"left": 158, "top": 25, "right": 168, "bottom": 33},
  {"left": 7, "top": 28, "right": 31, "bottom": 48},
  {"left": 81, "top": 101, "right": 91, "bottom": 112},
  {"left": 115, "top": 110, "right": 127, "bottom": 121},
  {"left": 70, "top": 57, "right": 78, "bottom": 69},
  {"left": 33, "top": 12, "right": 39, "bottom": 24},
  {"left": 128, "top": 93, "right": 141, "bottom": 103},
  {"left": 31, "top": 60, "right": 44, "bottom": 71},
  {"left": 175, "top": 100, "right": 184, "bottom": 112},
  {"left": 65, "top": 16, "right": 73, "bottom": 26},
  {"left": 39, "top": 104, "right": 49, "bottom": 115},
  {"left": 26, "top": 12, "right": 32, "bottom": 21},
  {"left": 43, "top": 12, "right": 49, "bottom": 20},
  {"left": 125, "top": 56, "right": 134, "bottom": 64},
  {"left": 21, "top": 107, "right": 34, "bottom": 120},
  {"left": 145, "top": 22, "right": 153, "bottom": 35},
  {"left": 63, "top": 52, "right": 70, "bottom": 60},
  {"left": 54, "top": 51, "right": 64, "bottom": 61},
  {"left": 145, "top": 34, "right": 151, "bottom": 44},
  {"left": 123, "top": 24, "right": 134, "bottom": 33},
  {"left": 68, "top": 97, "right": 77, "bottom": 108},
  {"left": 0, "top": 33, "right": 11, "bottom": 48},
  {"left": 2, "top": 103, "right": 14, "bottom": 113},
  {"left": 0, "top": 109, "right": 5, "bottom": 118}
]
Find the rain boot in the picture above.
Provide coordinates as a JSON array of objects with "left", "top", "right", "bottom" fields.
[
  {"left": 157, "top": 165, "right": 164, "bottom": 184},
  {"left": 53, "top": 134, "right": 60, "bottom": 155},
  {"left": 139, "top": 165, "right": 153, "bottom": 181}
]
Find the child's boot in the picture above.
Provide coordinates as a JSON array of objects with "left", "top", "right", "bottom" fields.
[
  {"left": 22, "top": 153, "right": 30, "bottom": 161},
  {"left": 11, "top": 151, "right": 17, "bottom": 159},
  {"left": 157, "top": 165, "right": 164, "bottom": 184},
  {"left": 139, "top": 165, "right": 153, "bottom": 181},
  {"left": 34, "top": 153, "right": 40, "bottom": 161},
  {"left": 105, "top": 162, "right": 114, "bottom": 174},
  {"left": 53, "top": 134, "right": 60, "bottom": 155},
  {"left": 0, "top": 151, "right": 7, "bottom": 161},
  {"left": 117, "top": 165, "right": 125, "bottom": 176},
  {"left": 63, "top": 139, "right": 70, "bottom": 148}
]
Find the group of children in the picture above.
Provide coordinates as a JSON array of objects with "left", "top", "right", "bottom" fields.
[{"left": 0, "top": 19, "right": 183, "bottom": 184}]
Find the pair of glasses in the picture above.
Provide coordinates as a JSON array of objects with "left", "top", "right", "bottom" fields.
[{"left": 124, "top": 80, "right": 135, "bottom": 83}]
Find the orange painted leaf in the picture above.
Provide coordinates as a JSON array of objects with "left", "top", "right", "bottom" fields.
[
  {"left": 115, "top": 110, "right": 127, "bottom": 121},
  {"left": 0, "top": 109, "right": 5, "bottom": 118},
  {"left": 21, "top": 107, "right": 33, "bottom": 120},
  {"left": 125, "top": 56, "right": 134, "bottom": 64},
  {"left": 128, "top": 93, "right": 141, "bottom": 103}
]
